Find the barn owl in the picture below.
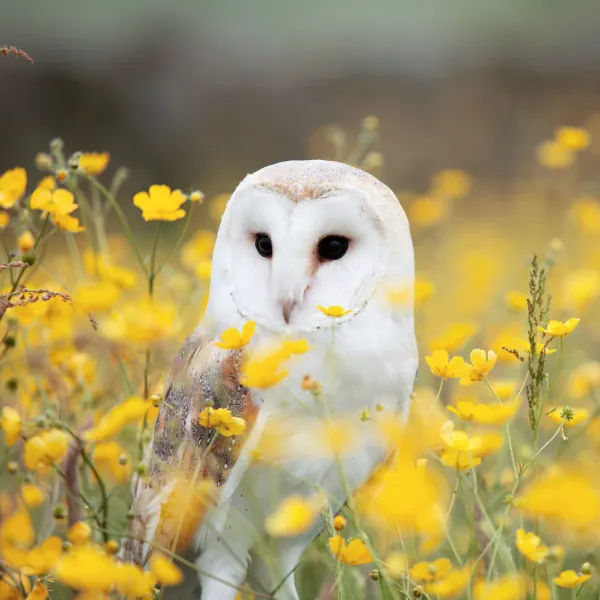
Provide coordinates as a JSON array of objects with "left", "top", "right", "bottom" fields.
[{"left": 125, "top": 160, "right": 418, "bottom": 600}]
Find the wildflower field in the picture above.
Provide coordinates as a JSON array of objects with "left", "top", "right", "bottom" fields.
[{"left": 2, "top": 106, "right": 600, "bottom": 600}]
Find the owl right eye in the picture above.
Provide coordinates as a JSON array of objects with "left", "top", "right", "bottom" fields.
[{"left": 255, "top": 233, "right": 273, "bottom": 258}]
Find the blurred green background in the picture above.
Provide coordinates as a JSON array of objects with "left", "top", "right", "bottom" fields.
[{"left": 3, "top": 0, "right": 600, "bottom": 196}]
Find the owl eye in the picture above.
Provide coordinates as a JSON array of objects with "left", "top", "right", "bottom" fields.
[
  {"left": 255, "top": 233, "right": 273, "bottom": 258},
  {"left": 318, "top": 235, "right": 350, "bottom": 261}
]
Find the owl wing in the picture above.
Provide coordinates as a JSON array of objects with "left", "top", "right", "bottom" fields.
[{"left": 123, "top": 326, "right": 259, "bottom": 566}]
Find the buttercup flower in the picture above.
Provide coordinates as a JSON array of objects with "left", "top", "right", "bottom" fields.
[
  {"left": 67, "top": 522, "right": 92, "bottom": 545},
  {"left": 410, "top": 557, "right": 452, "bottom": 582},
  {"left": 264, "top": 495, "right": 322, "bottom": 537},
  {"left": 215, "top": 321, "right": 256, "bottom": 350},
  {"left": 317, "top": 305, "right": 352, "bottom": 318},
  {"left": 548, "top": 406, "right": 589, "bottom": 427},
  {"left": 24, "top": 429, "right": 69, "bottom": 471},
  {"left": 553, "top": 570, "right": 591, "bottom": 588},
  {"left": 505, "top": 290, "right": 527, "bottom": 311},
  {"left": 447, "top": 399, "right": 519, "bottom": 425},
  {"left": 429, "top": 323, "right": 477, "bottom": 352},
  {"left": 1, "top": 407, "right": 22, "bottom": 446},
  {"left": 78, "top": 152, "right": 110, "bottom": 175},
  {"left": 439, "top": 421, "right": 483, "bottom": 470},
  {"left": 150, "top": 554, "right": 184, "bottom": 586},
  {"left": 555, "top": 126, "right": 591, "bottom": 151},
  {"left": 458, "top": 349, "right": 497, "bottom": 385},
  {"left": 328, "top": 536, "right": 373, "bottom": 565},
  {"left": 20, "top": 484, "right": 46, "bottom": 508},
  {"left": 431, "top": 169, "right": 471, "bottom": 199},
  {"left": 0, "top": 211, "right": 10, "bottom": 229},
  {"left": 425, "top": 349, "right": 466, "bottom": 379},
  {"left": 408, "top": 195, "right": 446, "bottom": 228},
  {"left": 133, "top": 185, "right": 186, "bottom": 221},
  {"left": 538, "top": 318, "right": 580, "bottom": 337},
  {"left": 18, "top": 231, "right": 35, "bottom": 253},
  {"left": 537, "top": 140, "right": 574, "bottom": 169},
  {"left": 30, "top": 188, "right": 78, "bottom": 216},
  {"left": 198, "top": 407, "right": 246, "bottom": 437},
  {"left": 0, "top": 167, "right": 27, "bottom": 208},
  {"left": 516, "top": 529, "right": 549, "bottom": 564},
  {"left": 84, "top": 397, "right": 149, "bottom": 442}
]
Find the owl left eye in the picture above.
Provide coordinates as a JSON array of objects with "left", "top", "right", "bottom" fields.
[{"left": 318, "top": 235, "right": 350, "bottom": 261}]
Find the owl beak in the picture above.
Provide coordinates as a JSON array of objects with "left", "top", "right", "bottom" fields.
[{"left": 281, "top": 298, "right": 297, "bottom": 324}]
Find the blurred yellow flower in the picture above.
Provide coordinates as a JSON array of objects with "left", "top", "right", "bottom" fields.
[
  {"left": 505, "top": 290, "right": 527, "bottom": 312},
  {"left": 30, "top": 188, "right": 78, "bottom": 217},
  {"left": 18, "top": 231, "right": 35, "bottom": 253},
  {"left": 425, "top": 349, "right": 466, "bottom": 379},
  {"left": 67, "top": 522, "right": 92, "bottom": 545},
  {"left": 548, "top": 406, "right": 589, "bottom": 427},
  {"left": 431, "top": 169, "right": 472, "bottom": 199},
  {"left": 215, "top": 321, "right": 256, "bottom": 350},
  {"left": 410, "top": 557, "right": 452, "bottom": 582},
  {"left": 0, "top": 210, "right": 11, "bottom": 229},
  {"left": 84, "top": 397, "right": 148, "bottom": 442},
  {"left": 516, "top": 529, "right": 549, "bottom": 564},
  {"left": 150, "top": 554, "right": 184, "bottom": 586},
  {"left": 0, "top": 167, "right": 27, "bottom": 208},
  {"left": 25, "top": 581, "right": 47, "bottom": 600},
  {"left": 133, "top": 185, "right": 186, "bottom": 221},
  {"left": 386, "top": 278, "right": 435, "bottom": 307},
  {"left": 37, "top": 176, "right": 56, "bottom": 190},
  {"left": 553, "top": 570, "right": 591, "bottom": 588},
  {"left": 568, "top": 361, "right": 600, "bottom": 399},
  {"left": 459, "top": 349, "right": 497, "bottom": 385},
  {"left": 24, "top": 429, "right": 69, "bottom": 471},
  {"left": 328, "top": 536, "right": 373, "bottom": 565},
  {"left": 555, "top": 126, "right": 591, "bottom": 151},
  {"left": 209, "top": 193, "right": 231, "bottom": 222},
  {"left": 439, "top": 422, "right": 483, "bottom": 469},
  {"left": 473, "top": 573, "right": 527, "bottom": 600},
  {"left": 571, "top": 196, "right": 600, "bottom": 234},
  {"left": 53, "top": 213, "right": 85, "bottom": 232},
  {"left": 537, "top": 140, "right": 574, "bottom": 169},
  {"left": 181, "top": 230, "right": 216, "bottom": 270},
  {"left": 491, "top": 379, "right": 517, "bottom": 400},
  {"left": 198, "top": 407, "right": 246, "bottom": 437},
  {"left": 538, "top": 318, "right": 580, "bottom": 337},
  {"left": 83, "top": 249, "right": 137, "bottom": 289},
  {"left": 317, "top": 305, "right": 351, "bottom": 317},
  {"left": 1, "top": 407, "right": 22, "bottom": 446},
  {"left": 93, "top": 441, "right": 131, "bottom": 483},
  {"left": 384, "top": 551, "right": 407, "bottom": 578},
  {"left": 74, "top": 280, "right": 121, "bottom": 314},
  {"left": 78, "top": 152, "right": 110, "bottom": 175},
  {"left": 100, "top": 298, "right": 180, "bottom": 344},
  {"left": 408, "top": 195, "right": 446, "bottom": 228},
  {"left": 20, "top": 484, "right": 46, "bottom": 508},
  {"left": 333, "top": 515, "right": 346, "bottom": 531},
  {"left": 429, "top": 323, "right": 477, "bottom": 352},
  {"left": 447, "top": 399, "right": 519, "bottom": 425},
  {"left": 563, "top": 269, "right": 600, "bottom": 311},
  {"left": 517, "top": 338, "right": 557, "bottom": 356},
  {"left": 264, "top": 495, "right": 322, "bottom": 537},
  {"left": 54, "top": 545, "right": 121, "bottom": 592},
  {"left": 189, "top": 190, "right": 204, "bottom": 203}
]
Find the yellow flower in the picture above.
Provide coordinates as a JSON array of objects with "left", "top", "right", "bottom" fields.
[
  {"left": 547, "top": 406, "right": 589, "bottom": 427},
  {"left": 384, "top": 551, "right": 408, "bottom": 578},
  {"left": 100, "top": 298, "right": 180, "bottom": 344},
  {"left": 424, "top": 568, "right": 471, "bottom": 598},
  {"left": 30, "top": 188, "right": 78, "bottom": 216},
  {"left": 20, "top": 484, "right": 46, "bottom": 508},
  {"left": 93, "top": 441, "right": 131, "bottom": 483},
  {"left": 458, "top": 349, "right": 497, "bottom": 385},
  {"left": 133, "top": 184, "right": 186, "bottom": 221},
  {"left": 517, "top": 338, "right": 557, "bottom": 356},
  {"left": 67, "top": 522, "right": 92, "bottom": 545},
  {"left": 505, "top": 290, "right": 527, "bottom": 312},
  {"left": 555, "top": 126, "right": 591, "bottom": 151},
  {"left": 209, "top": 193, "right": 230, "bottom": 222},
  {"left": 386, "top": 279, "right": 436, "bottom": 307},
  {"left": 570, "top": 196, "right": 600, "bottom": 234},
  {"left": 150, "top": 554, "right": 184, "bottom": 586},
  {"left": 537, "top": 140, "right": 574, "bottom": 169},
  {"left": 568, "top": 362, "right": 600, "bottom": 400},
  {"left": 189, "top": 190, "right": 204, "bottom": 203},
  {"left": 198, "top": 407, "right": 246, "bottom": 437},
  {"left": 553, "top": 570, "right": 591, "bottom": 589},
  {"left": 0, "top": 168, "right": 27, "bottom": 208},
  {"left": 0, "top": 210, "right": 10, "bottom": 229},
  {"left": 333, "top": 515, "right": 346, "bottom": 531},
  {"left": 18, "top": 231, "right": 35, "bottom": 253},
  {"left": 74, "top": 281, "right": 121, "bottom": 314},
  {"left": 54, "top": 545, "right": 119, "bottom": 591},
  {"left": 317, "top": 305, "right": 352, "bottom": 318},
  {"left": 264, "top": 495, "right": 322, "bottom": 537},
  {"left": 214, "top": 321, "right": 256, "bottom": 350},
  {"left": 78, "top": 152, "right": 110, "bottom": 175},
  {"left": 538, "top": 318, "right": 580, "bottom": 337},
  {"left": 516, "top": 529, "right": 549, "bottom": 564},
  {"left": 83, "top": 249, "right": 137, "bottom": 289},
  {"left": 431, "top": 169, "right": 471, "bottom": 199},
  {"left": 25, "top": 581, "right": 47, "bottom": 600},
  {"left": 429, "top": 323, "right": 478, "bottom": 352},
  {"left": 1, "top": 407, "right": 22, "bottom": 446},
  {"left": 181, "top": 230, "right": 216, "bottom": 270},
  {"left": 410, "top": 557, "right": 452, "bottom": 582},
  {"left": 37, "top": 176, "right": 56, "bottom": 190},
  {"left": 473, "top": 574, "right": 527, "bottom": 600},
  {"left": 425, "top": 349, "right": 466, "bottom": 379},
  {"left": 491, "top": 379, "right": 517, "bottom": 400},
  {"left": 447, "top": 399, "right": 519, "bottom": 425},
  {"left": 564, "top": 269, "right": 600, "bottom": 311},
  {"left": 439, "top": 422, "right": 483, "bottom": 470},
  {"left": 84, "top": 397, "right": 149, "bottom": 442},
  {"left": 408, "top": 195, "right": 446, "bottom": 228},
  {"left": 328, "top": 536, "right": 374, "bottom": 566},
  {"left": 53, "top": 212, "right": 85, "bottom": 232},
  {"left": 24, "top": 429, "right": 69, "bottom": 471}
]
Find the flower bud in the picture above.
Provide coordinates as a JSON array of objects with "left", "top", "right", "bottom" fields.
[
  {"left": 369, "top": 569, "right": 380, "bottom": 581},
  {"left": 53, "top": 504, "right": 67, "bottom": 520}
]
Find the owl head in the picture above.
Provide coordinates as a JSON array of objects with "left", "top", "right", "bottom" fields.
[{"left": 207, "top": 160, "right": 414, "bottom": 333}]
